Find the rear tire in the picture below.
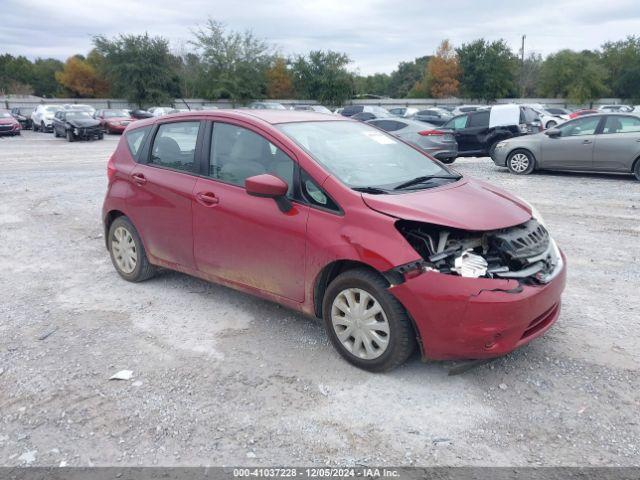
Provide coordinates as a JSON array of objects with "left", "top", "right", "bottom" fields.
[
  {"left": 322, "top": 268, "right": 416, "bottom": 372},
  {"left": 107, "top": 216, "right": 156, "bottom": 282},
  {"left": 507, "top": 149, "right": 536, "bottom": 175}
]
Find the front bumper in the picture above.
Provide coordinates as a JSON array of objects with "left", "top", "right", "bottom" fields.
[
  {"left": 72, "top": 127, "right": 103, "bottom": 140},
  {"left": 390, "top": 251, "right": 567, "bottom": 360},
  {"left": 491, "top": 146, "right": 509, "bottom": 166}
]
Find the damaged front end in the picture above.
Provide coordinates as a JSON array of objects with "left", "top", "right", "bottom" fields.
[{"left": 393, "top": 218, "right": 563, "bottom": 285}]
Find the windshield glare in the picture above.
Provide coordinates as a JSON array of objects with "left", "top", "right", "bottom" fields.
[
  {"left": 278, "top": 121, "right": 453, "bottom": 189},
  {"left": 67, "top": 112, "right": 91, "bottom": 119},
  {"left": 104, "top": 110, "right": 129, "bottom": 118}
]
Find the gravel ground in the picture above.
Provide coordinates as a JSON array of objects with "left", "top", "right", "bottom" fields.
[{"left": 0, "top": 130, "right": 639, "bottom": 467}]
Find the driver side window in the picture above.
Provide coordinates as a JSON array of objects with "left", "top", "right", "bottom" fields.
[
  {"left": 558, "top": 117, "right": 601, "bottom": 137},
  {"left": 446, "top": 115, "right": 468, "bottom": 130}
]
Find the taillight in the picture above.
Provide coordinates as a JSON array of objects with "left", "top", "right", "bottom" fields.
[
  {"left": 419, "top": 129, "right": 445, "bottom": 136},
  {"left": 107, "top": 155, "right": 116, "bottom": 183}
]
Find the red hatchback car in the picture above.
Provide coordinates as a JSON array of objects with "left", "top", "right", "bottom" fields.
[
  {"left": 95, "top": 109, "right": 134, "bottom": 134},
  {"left": 102, "top": 110, "right": 566, "bottom": 372}
]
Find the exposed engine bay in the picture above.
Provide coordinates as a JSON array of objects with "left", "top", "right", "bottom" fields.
[{"left": 395, "top": 218, "right": 562, "bottom": 284}]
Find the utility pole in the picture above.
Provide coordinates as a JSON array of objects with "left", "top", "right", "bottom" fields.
[{"left": 520, "top": 34, "right": 526, "bottom": 98}]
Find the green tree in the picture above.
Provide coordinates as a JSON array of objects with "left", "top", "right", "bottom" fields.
[
  {"left": 291, "top": 50, "right": 354, "bottom": 106},
  {"left": 354, "top": 73, "right": 391, "bottom": 97},
  {"left": 31, "top": 58, "right": 64, "bottom": 97},
  {"left": 601, "top": 36, "right": 640, "bottom": 102},
  {"left": 387, "top": 56, "right": 429, "bottom": 98},
  {"left": 94, "top": 33, "right": 180, "bottom": 107},
  {"left": 191, "top": 20, "right": 273, "bottom": 103},
  {"left": 539, "top": 50, "right": 608, "bottom": 104},
  {"left": 0, "top": 54, "right": 34, "bottom": 94},
  {"left": 457, "top": 39, "right": 518, "bottom": 101}
]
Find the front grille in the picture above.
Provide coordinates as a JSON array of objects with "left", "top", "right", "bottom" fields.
[{"left": 491, "top": 220, "right": 549, "bottom": 259}]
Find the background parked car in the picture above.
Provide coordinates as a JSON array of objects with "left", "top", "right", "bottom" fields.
[
  {"left": 10, "top": 107, "right": 34, "bottom": 130},
  {"left": 441, "top": 104, "right": 541, "bottom": 159},
  {"left": 130, "top": 109, "right": 154, "bottom": 119},
  {"left": 340, "top": 105, "right": 389, "bottom": 118},
  {"left": 32, "top": 104, "right": 62, "bottom": 132},
  {"left": 451, "top": 105, "right": 487, "bottom": 115},
  {"left": 148, "top": 107, "right": 179, "bottom": 117},
  {"left": 94, "top": 109, "right": 134, "bottom": 134},
  {"left": 524, "top": 104, "right": 567, "bottom": 129},
  {"left": 366, "top": 117, "right": 458, "bottom": 163},
  {"left": 598, "top": 105, "right": 633, "bottom": 113},
  {"left": 413, "top": 108, "right": 453, "bottom": 126},
  {"left": 292, "top": 105, "right": 333, "bottom": 114},
  {"left": 544, "top": 107, "right": 572, "bottom": 118},
  {"left": 63, "top": 104, "right": 96, "bottom": 116},
  {"left": 569, "top": 109, "right": 599, "bottom": 119},
  {"left": 387, "top": 107, "right": 419, "bottom": 118},
  {"left": 247, "top": 101, "right": 287, "bottom": 110},
  {"left": 351, "top": 110, "right": 393, "bottom": 121},
  {"left": 0, "top": 109, "right": 21, "bottom": 136},
  {"left": 492, "top": 113, "right": 640, "bottom": 180},
  {"left": 53, "top": 110, "right": 103, "bottom": 142}
]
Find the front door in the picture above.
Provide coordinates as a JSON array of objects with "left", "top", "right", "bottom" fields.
[
  {"left": 126, "top": 120, "right": 203, "bottom": 269},
  {"left": 192, "top": 121, "right": 309, "bottom": 302},
  {"left": 541, "top": 116, "right": 603, "bottom": 170}
]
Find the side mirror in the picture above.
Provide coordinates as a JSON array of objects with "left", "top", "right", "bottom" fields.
[
  {"left": 245, "top": 174, "right": 292, "bottom": 213},
  {"left": 545, "top": 128, "right": 561, "bottom": 137}
]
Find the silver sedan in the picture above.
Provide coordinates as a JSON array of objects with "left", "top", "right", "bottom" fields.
[
  {"left": 366, "top": 117, "right": 458, "bottom": 163},
  {"left": 492, "top": 113, "right": 640, "bottom": 181}
]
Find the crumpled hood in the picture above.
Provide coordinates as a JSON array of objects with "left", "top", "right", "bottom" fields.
[
  {"left": 68, "top": 119, "right": 100, "bottom": 128},
  {"left": 361, "top": 178, "right": 532, "bottom": 231},
  {"left": 0, "top": 118, "right": 17, "bottom": 125}
]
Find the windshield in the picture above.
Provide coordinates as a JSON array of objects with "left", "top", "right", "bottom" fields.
[
  {"left": 66, "top": 112, "right": 92, "bottom": 119},
  {"left": 45, "top": 106, "right": 60, "bottom": 113},
  {"left": 104, "top": 110, "right": 129, "bottom": 118},
  {"left": 278, "top": 121, "right": 456, "bottom": 190}
]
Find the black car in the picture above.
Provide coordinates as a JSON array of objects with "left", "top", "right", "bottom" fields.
[
  {"left": 441, "top": 105, "right": 541, "bottom": 159},
  {"left": 130, "top": 109, "right": 154, "bottom": 119},
  {"left": 10, "top": 107, "right": 34, "bottom": 130},
  {"left": 53, "top": 110, "right": 103, "bottom": 141},
  {"left": 413, "top": 108, "right": 452, "bottom": 126}
]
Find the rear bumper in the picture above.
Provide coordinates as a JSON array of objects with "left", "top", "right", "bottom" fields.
[{"left": 390, "top": 252, "right": 567, "bottom": 360}]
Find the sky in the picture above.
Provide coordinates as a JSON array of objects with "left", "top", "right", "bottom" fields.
[{"left": 1, "top": 0, "right": 639, "bottom": 75}]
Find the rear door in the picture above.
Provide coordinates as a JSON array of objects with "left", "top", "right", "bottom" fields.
[
  {"left": 127, "top": 120, "right": 203, "bottom": 269},
  {"left": 541, "top": 116, "right": 603, "bottom": 170},
  {"left": 459, "top": 111, "right": 489, "bottom": 154},
  {"left": 592, "top": 115, "right": 640, "bottom": 172},
  {"left": 192, "top": 121, "right": 309, "bottom": 302}
]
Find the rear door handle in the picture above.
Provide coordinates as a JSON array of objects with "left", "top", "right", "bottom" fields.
[
  {"left": 131, "top": 173, "right": 147, "bottom": 185},
  {"left": 196, "top": 191, "right": 219, "bottom": 206}
]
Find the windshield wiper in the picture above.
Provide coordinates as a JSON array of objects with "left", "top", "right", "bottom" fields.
[
  {"left": 393, "top": 174, "right": 461, "bottom": 190},
  {"left": 352, "top": 186, "right": 389, "bottom": 194}
]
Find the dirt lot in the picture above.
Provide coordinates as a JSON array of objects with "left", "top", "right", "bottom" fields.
[{"left": 1, "top": 130, "right": 639, "bottom": 467}]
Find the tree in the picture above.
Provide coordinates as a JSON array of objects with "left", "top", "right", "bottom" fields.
[
  {"left": 191, "top": 20, "right": 273, "bottom": 103},
  {"left": 387, "top": 56, "right": 429, "bottom": 98},
  {"left": 0, "top": 54, "right": 33, "bottom": 95},
  {"left": 31, "top": 58, "right": 64, "bottom": 97},
  {"left": 601, "top": 36, "right": 640, "bottom": 102},
  {"left": 539, "top": 50, "right": 608, "bottom": 104},
  {"left": 517, "top": 52, "right": 542, "bottom": 97},
  {"left": 418, "top": 39, "right": 460, "bottom": 98},
  {"left": 457, "top": 39, "right": 518, "bottom": 101},
  {"left": 354, "top": 73, "right": 391, "bottom": 97},
  {"left": 94, "top": 33, "right": 180, "bottom": 107},
  {"left": 266, "top": 57, "right": 295, "bottom": 99},
  {"left": 291, "top": 50, "right": 354, "bottom": 106},
  {"left": 55, "top": 56, "right": 109, "bottom": 97}
]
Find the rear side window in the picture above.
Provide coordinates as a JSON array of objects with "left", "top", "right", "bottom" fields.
[
  {"left": 209, "top": 123, "right": 295, "bottom": 195},
  {"left": 468, "top": 111, "right": 489, "bottom": 127},
  {"left": 558, "top": 116, "right": 601, "bottom": 137},
  {"left": 150, "top": 121, "right": 200, "bottom": 172},
  {"left": 125, "top": 126, "right": 152, "bottom": 159},
  {"left": 602, "top": 116, "right": 640, "bottom": 134}
]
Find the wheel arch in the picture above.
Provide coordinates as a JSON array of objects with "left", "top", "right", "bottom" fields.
[
  {"left": 632, "top": 155, "right": 640, "bottom": 175},
  {"left": 103, "top": 209, "right": 127, "bottom": 248}
]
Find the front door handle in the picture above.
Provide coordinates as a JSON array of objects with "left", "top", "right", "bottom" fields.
[
  {"left": 196, "top": 191, "right": 219, "bottom": 206},
  {"left": 582, "top": 139, "right": 592, "bottom": 144},
  {"left": 131, "top": 173, "right": 147, "bottom": 185}
]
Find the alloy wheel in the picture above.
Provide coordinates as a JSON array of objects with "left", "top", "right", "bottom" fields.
[
  {"left": 509, "top": 153, "right": 530, "bottom": 173},
  {"left": 111, "top": 226, "right": 137, "bottom": 274},
  {"left": 331, "top": 288, "right": 390, "bottom": 360}
]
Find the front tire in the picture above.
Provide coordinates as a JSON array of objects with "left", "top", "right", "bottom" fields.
[
  {"left": 41, "top": 122, "right": 46, "bottom": 133},
  {"left": 507, "top": 149, "right": 536, "bottom": 175},
  {"left": 322, "top": 268, "right": 416, "bottom": 372},
  {"left": 108, "top": 216, "right": 156, "bottom": 282},
  {"left": 634, "top": 159, "right": 640, "bottom": 181},
  {"left": 66, "top": 130, "right": 74, "bottom": 142},
  {"left": 440, "top": 157, "right": 456, "bottom": 164},
  {"left": 546, "top": 120, "right": 557, "bottom": 129}
]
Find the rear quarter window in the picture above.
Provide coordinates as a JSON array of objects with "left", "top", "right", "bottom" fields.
[{"left": 125, "top": 126, "right": 152, "bottom": 160}]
